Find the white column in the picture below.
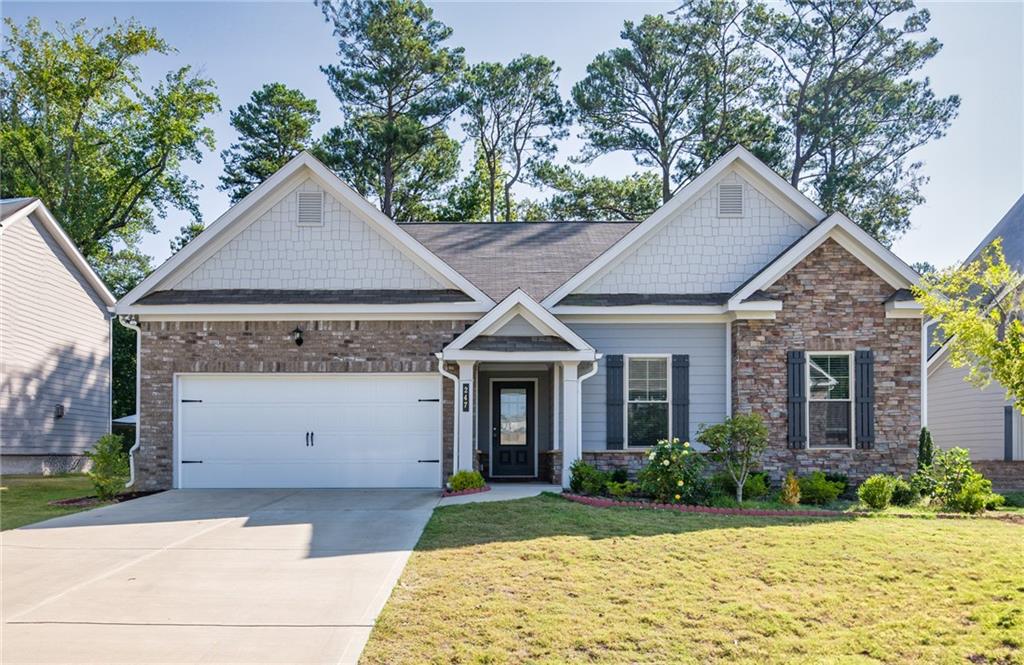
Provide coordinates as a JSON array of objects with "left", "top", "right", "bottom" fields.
[
  {"left": 560, "top": 362, "right": 580, "bottom": 488},
  {"left": 456, "top": 361, "right": 476, "bottom": 473},
  {"left": 552, "top": 363, "right": 561, "bottom": 451}
]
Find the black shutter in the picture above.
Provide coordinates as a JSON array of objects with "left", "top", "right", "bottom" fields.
[
  {"left": 855, "top": 349, "right": 875, "bottom": 449},
  {"left": 1005, "top": 406, "right": 1014, "bottom": 462},
  {"left": 787, "top": 350, "right": 806, "bottom": 449},
  {"left": 672, "top": 355, "right": 690, "bottom": 442},
  {"left": 606, "top": 355, "right": 624, "bottom": 450}
]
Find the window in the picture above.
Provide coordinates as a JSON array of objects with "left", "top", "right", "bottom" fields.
[
  {"left": 807, "top": 353, "right": 853, "bottom": 448},
  {"left": 626, "top": 356, "right": 669, "bottom": 447}
]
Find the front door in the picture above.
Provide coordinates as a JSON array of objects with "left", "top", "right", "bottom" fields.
[{"left": 491, "top": 381, "right": 535, "bottom": 477}]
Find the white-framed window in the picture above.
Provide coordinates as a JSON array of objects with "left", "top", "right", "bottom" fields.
[
  {"left": 625, "top": 355, "right": 670, "bottom": 448},
  {"left": 807, "top": 352, "right": 854, "bottom": 449}
]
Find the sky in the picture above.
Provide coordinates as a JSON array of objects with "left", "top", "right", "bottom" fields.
[{"left": 4, "top": 1, "right": 1023, "bottom": 270}]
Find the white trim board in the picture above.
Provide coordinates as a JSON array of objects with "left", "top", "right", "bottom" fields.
[{"left": 445, "top": 289, "right": 595, "bottom": 353}]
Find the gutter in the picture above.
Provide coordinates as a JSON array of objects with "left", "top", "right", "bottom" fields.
[
  {"left": 435, "top": 353, "right": 460, "bottom": 473},
  {"left": 117, "top": 315, "right": 142, "bottom": 488},
  {"left": 571, "top": 356, "right": 602, "bottom": 486}
]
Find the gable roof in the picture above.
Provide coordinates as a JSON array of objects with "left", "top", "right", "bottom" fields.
[
  {"left": 116, "top": 152, "right": 493, "bottom": 314},
  {"left": 965, "top": 193, "right": 1024, "bottom": 273},
  {"left": 541, "top": 145, "right": 827, "bottom": 307},
  {"left": 0, "top": 198, "right": 116, "bottom": 308},
  {"left": 400, "top": 221, "right": 636, "bottom": 301}
]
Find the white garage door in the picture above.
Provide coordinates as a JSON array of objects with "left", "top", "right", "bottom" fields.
[{"left": 177, "top": 374, "right": 441, "bottom": 488}]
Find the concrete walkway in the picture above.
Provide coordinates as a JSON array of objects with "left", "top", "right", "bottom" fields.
[{"left": 439, "top": 482, "right": 560, "bottom": 505}]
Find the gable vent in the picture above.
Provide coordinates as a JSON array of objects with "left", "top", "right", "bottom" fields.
[
  {"left": 718, "top": 183, "right": 744, "bottom": 217},
  {"left": 297, "top": 191, "right": 324, "bottom": 226}
]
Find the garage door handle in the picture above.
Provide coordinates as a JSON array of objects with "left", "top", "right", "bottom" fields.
[
  {"left": 181, "top": 399, "right": 202, "bottom": 403},
  {"left": 418, "top": 459, "right": 439, "bottom": 463},
  {"left": 311, "top": 432, "right": 315, "bottom": 447},
  {"left": 418, "top": 398, "right": 440, "bottom": 402},
  {"left": 182, "top": 460, "right": 203, "bottom": 464}
]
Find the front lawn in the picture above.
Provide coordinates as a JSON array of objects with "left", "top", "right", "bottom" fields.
[
  {"left": 362, "top": 493, "right": 1024, "bottom": 664},
  {"left": 0, "top": 474, "right": 100, "bottom": 530}
]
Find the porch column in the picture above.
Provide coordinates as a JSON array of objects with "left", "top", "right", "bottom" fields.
[
  {"left": 560, "top": 361, "right": 580, "bottom": 488},
  {"left": 456, "top": 360, "right": 476, "bottom": 473}
]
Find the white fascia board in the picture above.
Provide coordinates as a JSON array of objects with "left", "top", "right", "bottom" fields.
[
  {"left": 885, "top": 299, "right": 924, "bottom": 319},
  {"left": 550, "top": 301, "right": 782, "bottom": 317},
  {"left": 446, "top": 289, "right": 594, "bottom": 352},
  {"left": 120, "top": 302, "right": 490, "bottom": 317},
  {"left": 442, "top": 349, "right": 597, "bottom": 362},
  {"left": 729, "top": 213, "right": 920, "bottom": 307},
  {"left": 541, "top": 145, "right": 827, "bottom": 307},
  {"left": 117, "top": 152, "right": 492, "bottom": 312},
  {"left": 7, "top": 200, "right": 117, "bottom": 307}
]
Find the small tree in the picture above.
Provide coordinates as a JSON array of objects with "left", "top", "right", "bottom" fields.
[
  {"left": 85, "top": 434, "right": 129, "bottom": 501},
  {"left": 696, "top": 413, "right": 768, "bottom": 502},
  {"left": 917, "top": 427, "right": 935, "bottom": 471}
]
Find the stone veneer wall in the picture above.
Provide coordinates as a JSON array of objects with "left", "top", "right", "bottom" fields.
[
  {"left": 732, "top": 239, "right": 921, "bottom": 484},
  {"left": 582, "top": 451, "right": 649, "bottom": 477},
  {"left": 135, "top": 319, "right": 470, "bottom": 490},
  {"left": 538, "top": 450, "right": 563, "bottom": 485}
]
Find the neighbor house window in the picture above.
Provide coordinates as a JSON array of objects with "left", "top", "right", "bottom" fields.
[
  {"left": 626, "top": 356, "right": 669, "bottom": 447},
  {"left": 807, "top": 353, "right": 853, "bottom": 448}
]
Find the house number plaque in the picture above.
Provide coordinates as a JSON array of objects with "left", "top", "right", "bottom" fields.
[{"left": 461, "top": 383, "right": 470, "bottom": 412}]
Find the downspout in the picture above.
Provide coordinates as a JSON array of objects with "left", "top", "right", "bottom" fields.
[
  {"left": 575, "top": 355, "right": 602, "bottom": 470},
  {"left": 435, "top": 353, "right": 459, "bottom": 472},
  {"left": 117, "top": 315, "right": 142, "bottom": 488}
]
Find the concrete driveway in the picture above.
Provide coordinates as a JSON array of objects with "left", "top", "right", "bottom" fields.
[{"left": 1, "top": 489, "right": 440, "bottom": 664}]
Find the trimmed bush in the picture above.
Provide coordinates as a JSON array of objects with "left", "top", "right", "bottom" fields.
[
  {"left": 824, "top": 472, "right": 850, "bottom": 496},
  {"left": 858, "top": 474, "right": 895, "bottom": 510},
  {"left": 637, "top": 438, "right": 709, "bottom": 504},
  {"left": 889, "top": 477, "right": 919, "bottom": 507},
  {"left": 780, "top": 471, "right": 801, "bottom": 505},
  {"left": 1003, "top": 492, "right": 1024, "bottom": 508},
  {"left": 449, "top": 470, "right": 485, "bottom": 492},
  {"left": 985, "top": 493, "right": 1006, "bottom": 511},
  {"left": 605, "top": 480, "right": 639, "bottom": 500},
  {"left": 798, "top": 472, "right": 843, "bottom": 505},
  {"left": 932, "top": 447, "right": 999, "bottom": 514},
  {"left": 569, "top": 460, "right": 608, "bottom": 496},
  {"left": 609, "top": 468, "right": 629, "bottom": 484},
  {"left": 85, "top": 433, "right": 128, "bottom": 501},
  {"left": 710, "top": 471, "right": 769, "bottom": 501}
]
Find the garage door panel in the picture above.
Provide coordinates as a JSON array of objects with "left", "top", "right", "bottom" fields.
[{"left": 177, "top": 374, "right": 441, "bottom": 488}]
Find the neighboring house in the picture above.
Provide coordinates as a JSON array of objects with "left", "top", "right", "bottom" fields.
[
  {"left": 115, "top": 147, "right": 925, "bottom": 491},
  {"left": 1, "top": 198, "right": 116, "bottom": 473},
  {"left": 927, "top": 195, "right": 1023, "bottom": 466}
]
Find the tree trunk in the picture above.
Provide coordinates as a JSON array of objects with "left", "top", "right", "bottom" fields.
[{"left": 661, "top": 164, "right": 671, "bottom": 204}]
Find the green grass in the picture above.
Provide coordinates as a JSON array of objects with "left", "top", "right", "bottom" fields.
[
  {"left": 362, "top": 493, "right": 1024, "bottom": 664},
  {"left": 0, "top": 474, "right": 104, "bottom": 530}
]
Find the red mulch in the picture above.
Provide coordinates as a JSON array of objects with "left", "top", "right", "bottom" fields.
[
  {"left": 562, "top": 492, "right": 847, "bottom": 518},
  {"left": 442, "top": 485, "right": 492, "bottom": 498},
  {"left": 49, "top": 490, "right": 161, "bottom": 508}
]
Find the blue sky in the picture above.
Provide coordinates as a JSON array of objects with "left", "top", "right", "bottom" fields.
[{"left": 4, "top": 1, "right": 1022, "bottom": 269}]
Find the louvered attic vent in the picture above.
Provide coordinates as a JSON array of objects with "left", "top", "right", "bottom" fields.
[
  {"left": 718, "top": 183, "right": 744, "bottom": 217},
  {"left": 297, "top": 191, "right": 324, "bottom": 226}
]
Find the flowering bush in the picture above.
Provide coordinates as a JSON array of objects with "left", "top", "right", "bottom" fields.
[{"left": 636, "top": 438, "right": 708, "bottom": 504}]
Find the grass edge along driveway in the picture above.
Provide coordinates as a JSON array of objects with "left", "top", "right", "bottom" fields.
[
  {"left": 1, "top": 474, "right": 101, "bottom": 530},
  {"left": 361, "top": 493, "right": 1024, "bottom": 664}
]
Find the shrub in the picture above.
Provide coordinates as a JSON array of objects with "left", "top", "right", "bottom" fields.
[
  {"left": 569, "top": 460, "right": 609, "bottom": 496},
  {"left": 710, "top": 471, "right": 769, "bottom": 500},
  {"left": 917, "top": 427, "right": 935, "bottom": 471},
  {"left": 986, "top": 493, "right": 1006, "bottom": 511},
  {"left": 932, "top": 447, "right": 999, "bottom": 514},
  {"left": 609, "top": 468, "right": 629, "bottom": 484},
  {"left": 858, "top": 474, "right": 896, "bottom": 510},
  {"left": 889, "top": 477, "right": 919, "bottom": 507},
  {"left": 780, "top": 471, "right": 800, "bottom": 505},
  {"left": 1003, "top": 492, "right": 1024, "bottom": 508},
  {"left": 798, "top": 472, "right": 843, "bottom": 505},
  {"left": 606, "top": 480, "right": 639, "bottom": 500},
  {"left": 696, "top": 414, "right": 769, "bottom": 502},
  {"left": 449, "top": 470, "right": 485, "bottom": 492},
  {"left": 85, "top": 433, "right": 128, "bottom": 501},
  {"left": 637, "top": 438, "right": 709, "bottom": 504},
  {"left": 824, "top": 472, "right": 850, "bottom": 496},
  {"left": 909, "top": 468, "right": 937, "bottom": 498}
]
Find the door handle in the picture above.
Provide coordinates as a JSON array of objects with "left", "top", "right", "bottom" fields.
[
  {"left": 310, "top": 432, "right": 315, "bottom": 447},
  {"left": 305, "top": 432, "right": 310, "bottom": 447}
]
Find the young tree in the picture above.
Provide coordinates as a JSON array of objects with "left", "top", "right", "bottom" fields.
[
  {"left": 219, "top": 83, "right": 320, "bottom": 203},
  {"left": 318, "top": 0, "right": 465, "bottom": 218},
  {"left": 463, "top": 55, "right": 568, "bottom": 222},
  {"left": 529, "top": 161, "right": 661, "bottom": 221},
  {"left": 0, "top": 17, "right": 220, "bottom": 259},
  {"left": 696, "top": 413, "right": 769, "bottom": 502},
  {"left": 914, "top": 239, "right": 1024, "bottom": 404}
]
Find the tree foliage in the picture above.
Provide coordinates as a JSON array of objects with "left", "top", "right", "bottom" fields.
[
  {"left": 219, "top": 83, "right": 320, "bottom": 203},
  {"left": 318, "top": 0, "right": 465, "bottom": 219},
  {"left": 914, "top": 239, "right": 1024, "bottom": 405},
  {"left": 0, "top": 17, "right": 220, "bottom": 259},
  {"left": 696, "top": 413, "right": 769, "bottom": 502},
  {"left": 528, "top": 161, "right": 661, "bottom": 221}
]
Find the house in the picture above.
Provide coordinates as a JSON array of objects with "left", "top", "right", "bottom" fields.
[
  {"left": 0, "top": 198, "right": 116, "bottom": 473},
  {"left": 927, "top": 195, "right": 1023, "bottom": 474},
  {"left": 114, "top": 147, "right": 926, "bottom": 491}
]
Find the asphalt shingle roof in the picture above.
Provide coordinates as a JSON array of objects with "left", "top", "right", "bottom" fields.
[
  {"left": 400, "top": 221, "right": 637, "bottom": 301},
  {"left": 136, "top": 289, "right": 472, "bottom": 305},
  {"left": 0, "top": 197, "right": 37, "bottom": 222}
]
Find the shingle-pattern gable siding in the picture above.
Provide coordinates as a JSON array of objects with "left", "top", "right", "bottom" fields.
[
  {"left": 174, "top": 179, "right": 444, "bottom": 291},
  {"left": 0, "top": 214, "right": 110, "bottom": 456},
  {"left": 579, "top": 172, "right": 809, "bottom": 294},
  {"left": 732, "top": 238, "right": 920, "bottom": 483}
]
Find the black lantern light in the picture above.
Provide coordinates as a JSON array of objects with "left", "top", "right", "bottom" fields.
[{"left": 291, "top": 326, "right": 304, "bottom": 347}]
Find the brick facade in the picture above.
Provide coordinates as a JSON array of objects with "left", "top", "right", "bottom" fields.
[
  {"left": 732, "top": 239, "right": 921, "bottom": 484},
  {"left": 135, "top": 319, "right": 469, "bottom": 490}
]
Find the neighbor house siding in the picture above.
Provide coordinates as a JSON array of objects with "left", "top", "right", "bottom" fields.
[
  {"left": 0, "top": 213, "right": 111, "bottom": 458},
  {"left": 928, "top": 358, "right": 1013, "bottom": 460},
  {"left": 579, "top": 171, "right": 809, "bottom": 294},
  {"left": 568, "top": 323, "right": 727, "bottom": 451}
]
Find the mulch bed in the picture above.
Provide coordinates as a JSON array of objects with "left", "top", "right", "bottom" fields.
[
  {"left": 563, "top": 492, "right": 847, "bottom": 518},
  {"left": 442, "top": 485, "right": 492, "bottom": 498},
  {"left": 49, "top": 490, "right": 161, "bottom": 508}
]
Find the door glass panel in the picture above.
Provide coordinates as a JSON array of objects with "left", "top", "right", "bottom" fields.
[{"left": 499, "top": 388, "right": 527, "bottom": 446}]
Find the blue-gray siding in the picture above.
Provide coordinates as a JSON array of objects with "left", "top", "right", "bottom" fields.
[{"left": 569, "top": 323, "right": 727, "bottom": 451}]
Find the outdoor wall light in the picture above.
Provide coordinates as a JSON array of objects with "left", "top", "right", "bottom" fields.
[
  {"left": 292, "top": 326, "right": 304, "bottom": 347},
  {"left": 54, "top": 404, "right": 64, "bottom": 419}
]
